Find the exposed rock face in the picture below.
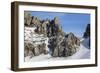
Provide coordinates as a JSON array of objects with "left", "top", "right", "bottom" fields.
[
  {"left": 41, "top": 19, "right": 50, "bottom": 36},
  {"left": 24, "top": 26, "right": 49, "bottom": 58},
  {"left": 83, "top": 24, "right": 90, "bottom": 38},
  {"left": 24, "top": 12, "right": 63, "bottom": 37},
  {"left": 64, "top": 33, "right": 80, "bottom": 56},
  {"left": 31, "top": 16, "right": 41, "bottom": 26},
  {"left": 24, "top": 12, "right": 80, "bottom": 58},
  {"left": 54, "top": 17, "right": 59, "bottom": 25},
  {"left": 83, "top": 24, "right": 90, "bottom": 48},
  {"left": 24, "top": 12, "right": 32, "bottom": 26},
  {"left": 24, "top": 42, "right": 39, "bottom": 58},
  {"left": 24, "top": 41, "right": 48, "bottom": 58},
  {"left": 49, "top": 33, "right": 80, "bottom": 57}
]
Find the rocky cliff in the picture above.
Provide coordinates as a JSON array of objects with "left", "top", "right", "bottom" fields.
[
  {"left": 83, "top": 24, "right": 90, "bottom": 38},
  {"left": 24, "top": 12, "right": 80, "bottom": 59},
  {"left": 82, "top": 24, "right": 90, "bottom": 49}
]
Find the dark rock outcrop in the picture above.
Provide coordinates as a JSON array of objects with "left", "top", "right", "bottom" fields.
[
  {"left": 83, "top": 24, "right": 90, "bottom": 48},
  {"left": 83, "top": 24, "right": 90, "bottom": 38}
]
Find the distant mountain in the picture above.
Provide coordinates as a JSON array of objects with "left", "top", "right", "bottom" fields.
[
  {"left": 82, "top": 24, "right": 90, "bottom": 49},
  {"left": 83, "top": 24, "right": 90, "bottom": 38}
]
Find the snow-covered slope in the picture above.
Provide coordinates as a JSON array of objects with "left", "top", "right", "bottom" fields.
[
  {"left": 25, "top": 44, "right": 90, "bottom": 62},
  {"left": 67, "top": 44, "right": 90, "bottom": 59},
  {"left": 81, "top": 37, "right": 90, "bottom": 49}
]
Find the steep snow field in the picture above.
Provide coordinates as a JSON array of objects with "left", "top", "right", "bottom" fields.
[{"left": 82, "top": 37, "right": 90, "bottom": 49}]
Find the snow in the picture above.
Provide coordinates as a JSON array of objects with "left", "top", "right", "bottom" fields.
[
  {"left": 25, "top": 44, "right": 90, "bottom": 62},
  {"left": 24, "top": 26, "right": 48, "bottom": 46},
  {"left": 81, "top": 37, "right": 90, "bottom": 49},
  {"left": 67, "top": 44, "right": 90, "bottom": 59},
  {"left": 24, "top": 26, "right": 90, "bottom": 62}
]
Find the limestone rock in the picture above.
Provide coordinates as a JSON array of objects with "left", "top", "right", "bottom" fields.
[
  {"left": 24, "top": 12, "right": 32, "bottom": 26},
  {"left": 64, "top": 33, "right": 80, "bottom": 56}
]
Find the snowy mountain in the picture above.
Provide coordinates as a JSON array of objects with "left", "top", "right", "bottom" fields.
[
  {"left": 24, "top": 27, "right": 90, "bottom": 62},
  {"left": 24, "top": 13, "right": 90, "bottom": 62}
]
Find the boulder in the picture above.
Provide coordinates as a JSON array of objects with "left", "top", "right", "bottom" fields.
[{"left": 24, "top": 42, "right": 40, "bottom": 58}]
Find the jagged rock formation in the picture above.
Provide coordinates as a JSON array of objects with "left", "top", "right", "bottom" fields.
[
  {"left": 82, "top": 24, "right": 90, "bottom": 48},
  {"left": 24, "top": 12, "right": 80, "bottom": 58},
  {"left": 24, "top": 12, "right": 63, "bottom": 37},
  {"left": 64, "top": 33, "right": 80, "bottom": 56},
  {"left": 49, "top": 33, "right": 80, "bottom": 57},
  {"left": 24, "top": 26, "right": 49, "bottom": 58},
  {"left": 24, "top": 41, "right": 48, "bottom": 58},
  {"left": 83, "top": 24, "right": 90, "bottom": 38},
  {"left": 24, "top": 12, "right": 32, "bottom": 26}
]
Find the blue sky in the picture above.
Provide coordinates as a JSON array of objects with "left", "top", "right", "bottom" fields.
[{"left": 25, "top": 11, "right": 90, "bottom": 37}]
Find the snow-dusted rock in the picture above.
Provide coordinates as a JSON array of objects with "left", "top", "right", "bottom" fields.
[{"left": 24, "top": 26, "right": 49, "bottom": 59}]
